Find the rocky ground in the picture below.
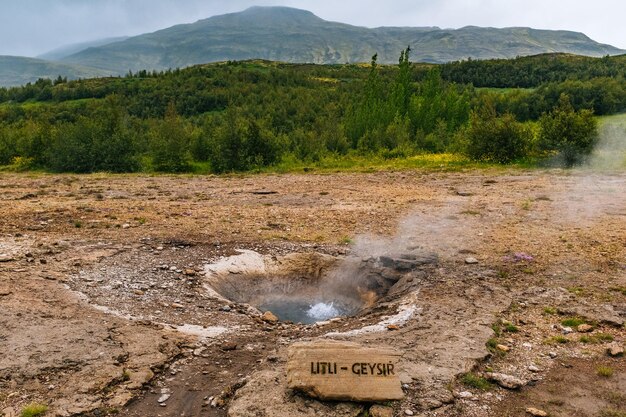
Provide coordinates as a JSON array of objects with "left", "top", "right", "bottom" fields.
[{"left": 0, "top": 169, "right": 624, "bottom": 417}]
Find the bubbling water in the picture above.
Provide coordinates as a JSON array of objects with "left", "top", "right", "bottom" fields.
[{"left": 306, "top": 302, "right": 340, "bottom": 321}]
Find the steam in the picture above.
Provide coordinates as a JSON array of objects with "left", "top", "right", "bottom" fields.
[
  {"left": 556, "top": 117, "right": 626, "bottom": 224},
  {"left": 319, "top": 199, "right": 477, "bottom": 304}
]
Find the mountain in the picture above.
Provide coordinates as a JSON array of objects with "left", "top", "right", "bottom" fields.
[
  {"left": 0, "top": 56, "right": 112, "bottom": 87},
  {"left": 37, "top": 36, "right": 129, "bottom": 61},
  {"left": 60, "top": 6, "right": 624, "bottom": 73}
]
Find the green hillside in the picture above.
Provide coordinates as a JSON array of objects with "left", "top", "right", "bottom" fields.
[
  {"left": 62, "top": 6, "right": 624, "bottom": 74},
  {"left": 1, "top": 52, "right": 624, "bottom": 173},
  {"left": 0, "top": 56, "right": 112, "bottom": 87}
]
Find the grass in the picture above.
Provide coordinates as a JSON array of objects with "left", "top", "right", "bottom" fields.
[
  {"left": 561, "top": 317, "right": 586, "bottom": 327},
  {"left": 610, "top": 287, "right": 626, "bottom": 296},
  {"left": 543, "top": 306, "right": 558, "bottom": 315},
  {"left": 544, "top": 335, "right": 569, "bottom": 345},
  {"left": 21, "top": 403, "right": 48, "bottom": 417},
  {"left": 460, "top": 373, "right": 492, "bottom": 390},
  {"left": 598, "top": 409, "right": 626, "bottom": 417},
  {"left": 580, "top": 333, "right": 614, "bottom": 344},
  {"left": 269, "top": 152, "right": 497, "bottom": 174},
  {"left": 504, "top": 323, "right": 519, "bottom": 333},
  {"left": 597, "top": 365, "right": 614, "bottom": 378}
]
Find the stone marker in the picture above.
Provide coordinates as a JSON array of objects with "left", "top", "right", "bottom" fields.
[{"left": 287, "top": 340, "right": 403, "bottom": 402}]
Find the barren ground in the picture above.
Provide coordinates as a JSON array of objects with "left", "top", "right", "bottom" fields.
[{"left": 0, "top": 169, "right": 624, "bottom": 417}]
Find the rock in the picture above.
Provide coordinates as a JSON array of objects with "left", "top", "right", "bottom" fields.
[
  {"left": 526, "top": 407, "right": 549, "bottom": 416},
  {"left": 577, "top": 324, "right": 593, "bottom": 333},
  {"left": 522, "top": 343, "right": 533, "bottom": 349},
  {"left": 369, "top": 405, "right": 394, "bottom": 417},
  {"left": 287, "top": 340, "right": 403, "bottom": 402},
  {"left": 122, "top": 223, "right": 131, "bottom": 229},
  {"left": 261, "top": 311, "right": 279, "bottom": 324},
  {"left": 221, "top": 342, "right": 237, "bottom": 351},
  {"left": 548, "top": 352, "right": 558, "bottom": 359},
  {"left": 220, "top": 305, "right": 232, "bottom": 312},
  {"left": 607, "top": 343, "right": 624, "bottom": 357},
  {"left": 456, "top": 190, "right": 474, "bottom": 196},
  {"left": 0, "top": 254, "right": 14, "bottom": 262},
  {"left": 387, "top": 324, "right": 400, "bottom": 331},
  {"left": 458, "top": 391, "right": 473, "bottom": 399},
  {"left": 528, "top": 365, "right": 541, "bottom": 373},
  {"left": 496, "top": 344, "right": 510, "bottom": 352},
  {"left": 486, "top": 372, "right": 525, "bottom": 389},
  {"left": 561, "top": 326, "right": 573, "bottom": 334},
  {"left": 1, "top": 407, "right": 17, "bottom": 417},
  {"left": 404, "top": 410, "right": 414, "bottom": 416},
  {"left": 183, "top": 269, "right": 197, "bottom": 276},
  {"left": 465, "top": 257, "right": 479, "bottom": 264},
  {"left": 0, "top": 289, "right": 12, "bottom": 297},
  {"left": 171, "top": 303, "right": 184, "bottom": 309}
]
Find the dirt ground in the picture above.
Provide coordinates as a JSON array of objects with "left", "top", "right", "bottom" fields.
[{"left": 0, "top": 169, "right": 624, "bottom": 417}]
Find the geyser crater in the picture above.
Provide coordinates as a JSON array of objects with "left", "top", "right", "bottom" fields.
[{"left": 203, "top": 249, "right": 437, "bottom": 324}]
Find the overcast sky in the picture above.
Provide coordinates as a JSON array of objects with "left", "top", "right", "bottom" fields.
[{"left": 1, "top": 0, "right": 624, "bottom": 57}]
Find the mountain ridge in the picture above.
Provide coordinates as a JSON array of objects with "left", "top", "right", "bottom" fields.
[
  {"left": 1, "top": 6, "right": 623, "bottom": 87},
  {"left": 60, "top": 6, "right": 624, "bottom": 73}
]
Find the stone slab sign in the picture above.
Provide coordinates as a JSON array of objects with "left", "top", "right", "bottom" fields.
[{"left": 287, "top": 340, "right": 403, "bottom": 402}]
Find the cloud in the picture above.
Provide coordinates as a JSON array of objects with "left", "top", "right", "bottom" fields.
[{"left": 0, "top": 0, "right": 623, "bottom": 57}]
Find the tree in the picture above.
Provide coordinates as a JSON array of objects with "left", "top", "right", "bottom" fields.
[
  {"left": 538, "top": 94, "right": 598, "bottom": 167},
  {"left": 149, "top": 102, "right": 191, "bottom": 172},
  {"left": 462, "top": 100, "right": 532, "bottom": 163}
]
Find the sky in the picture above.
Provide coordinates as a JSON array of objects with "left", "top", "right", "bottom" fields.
[{"left": 1, "top": 0, "right": 624, "bottom": 57}]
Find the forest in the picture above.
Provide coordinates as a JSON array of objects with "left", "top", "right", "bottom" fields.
[{"left": 0, "top": 51, "right": 624, "bottom": 173}]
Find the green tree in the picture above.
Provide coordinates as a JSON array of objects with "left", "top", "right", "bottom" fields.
[
  {"left": 149, "top": 103, "right": 191, "bottom": 172},
  {"left": 538, "top": 94, "right": 598, "bottom": 167},
  {"left": 461, "top": 100, "right": 532, "bottom": 163}
]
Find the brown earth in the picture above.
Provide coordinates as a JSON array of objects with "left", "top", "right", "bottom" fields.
[{"left": 0, "top": 169, "right": 624, "bottom": 417}]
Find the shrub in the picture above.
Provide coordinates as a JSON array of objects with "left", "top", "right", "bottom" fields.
[
  {"left": 538, "top": 94, "right": 598, "bottom": 167},
  {"left": 461, "top": 101, "right": 532, "bottom": 163}
]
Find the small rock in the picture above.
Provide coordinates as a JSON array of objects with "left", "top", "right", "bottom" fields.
[
  {"left": 561, "top": 326, "right": 573, "bottom": 334},
  {"left": 183, "top": 269, "right": 197, "bottom": 276},
  {"left": 577, "top": 324, "right": 593, "bottom": 333},
  {"left": 457, "top": 190, "right": 474, "bottom": 196},
  {"left": 458, "top": 391, "right": 473, "bottom": 399},
  {"left": 0, "top": 255, "right": 14, "bottom": 263},
  {"left": 404, "top": 410, "right": 414, "bottom": 416},
  {"left": 0, "top": 407, "right": 18, "bottom": 417},
  {"left": 486, "top": 372, "right": 525, "bottom": 389},
  {"left": 261, "top": 311, "right": 279, "bottom": 324},
  {"left": 122, "top": 223, "right": 131, "bottom": 229},
  {"left": 0, "top": 289, "right": 12, "bottom": 297},
  {"left": 369, "top": 405, "right": 394, "bottom": 417},
  {"left": 528, "top": 365, "right": 541, "bottom": 373},
  {"left": 548, "top": 352, "right": 558, "bottom": 359},
  {"left": 2, "top": 407, "right": 17, "bottom": 417},
  {"left": 133, "top": 290, "right": 145, "bottom": 296},
  {"left": 526, "top": 407, "right": 548, "bottom": 416},
  {"left": 465, "top": 257, "right": 479, "bottom": 264},
  {"left": 496, "top": 344, "right": 510, "bottom": 352},
  {"left": 607, "top": 343, "right": 624, "bottom": 357},
  {"left": 387, "top": 324, "right": 400, "bottom": 331},
  {"left": 171, "top": 303, "right": 184, "bottom": 309},
  {"left": 220, "top": 305, "right": 232, "bottom": 312},
  {"left": 221, "top": 342, "right": 237, "bottom": 351},
  {"left": 522, "top": 342, "right": 533, "bottom": 349},
  {"left": 156, "top": 246, "right": 164, "bottom": 251},
  {"left": 157, "top": 393, "right": 171, "bottom": 403}
]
